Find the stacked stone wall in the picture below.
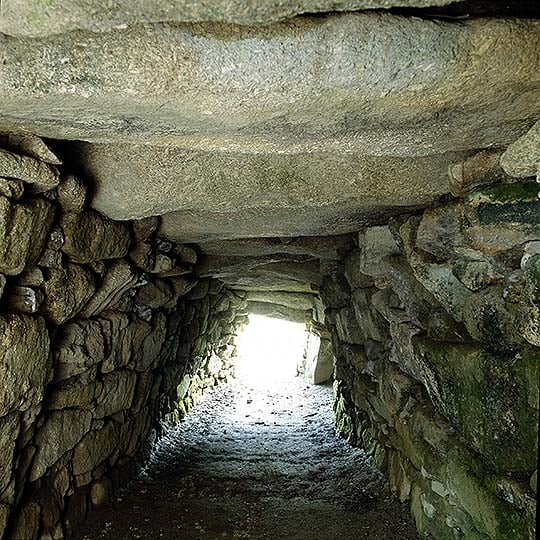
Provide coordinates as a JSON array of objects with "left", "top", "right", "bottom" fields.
[
  {"left": 322, "top": 179, "right": 539, "bottom": 538},
  {"left": 0, "top": 143, "right": 246, "bottom": 539}
]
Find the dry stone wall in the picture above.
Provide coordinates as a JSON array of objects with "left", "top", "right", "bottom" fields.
[
  {"left": 0, "top": 142, "right": 246, "bottom": 539},
  {"left": 322, "top": 168, "right": 539, "bottom": 538}
]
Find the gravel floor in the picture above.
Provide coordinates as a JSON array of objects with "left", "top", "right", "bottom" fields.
[{"left": 80, "top": 378, "right": 418, "bottom": 539}]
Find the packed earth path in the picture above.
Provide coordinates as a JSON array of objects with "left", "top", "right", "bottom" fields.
[{"left": 80, "top": 377, "right": 418, "bottom": 539}]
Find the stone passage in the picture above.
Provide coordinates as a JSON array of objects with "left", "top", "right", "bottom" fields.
[
  {"left": 79, "top": 379, "right": 418, "bottom": 540},
  {"left": 0, "top": 1, "right": 539, "bottom": 539}
]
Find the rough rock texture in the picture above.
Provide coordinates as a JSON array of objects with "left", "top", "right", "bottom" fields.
[
  {"left": 321, "top": 177, "right": 539, "bottom": 539},
  {"left": 0, "top": 1, "right": 459, "bottom": 36},
  {"left": 0, "top": 14, "right": 538, "bottom": 240},
  {"left": 0, "top": 142, "right": 247, "bottom": 540}
]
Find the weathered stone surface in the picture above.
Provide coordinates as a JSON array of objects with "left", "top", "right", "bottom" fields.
[
  {"left": 0, "top": 1, "right": 461, "bottom": 36},
  {"left": 344, "top": 249, "right": 375, "bottom": 289},
  {"left": 359, "top": 226, "right": 401, "bottom": 277},
  {"left": 247, "top": 301, "right": 309, "bottom": 323},
  {"left": 95, "top": 371, "right": 137, "bottom": 418},
  {"left": 465, "top": 182, "right": 540, "bottom": 253},
  {"left": 0, "top": 148, "right": 60, "bottom": 190},
  {"left": 31, "top": 409, "right": 93, "bottom": 481},
  {"left": 0, "top": 177, "right": 24, "bottom": 199},
  {"left": 0, "top": 412, "right": 19, "bottom": 494},
  {"left": 413, "top": 338, "right": 538, "bottom": 473},
  {"left": 0, "top": 132, "right": 62, "bottom": 164},
  {"left": 246, "top": 291, "right": 315, "bottom": 311},
  {"left": 57, "top": 174, "right": 86, "bottom": 213},
  {"left": 73, "top": 423, "right": 118, "bottom": 477},
  {"left": 0, "top": 314, "right": 51, "bottom": 416},
  {"left": 500, "top": 120, "right": 540, "bottom": 178},
  {"left": 9, "top": 501, "right": 41, "bottom": 540},
  {"left": 60, "top": 209, "right": 131, "bottom": 263},
  {"left": 0, "top": 195, "right": 54, "bottom": 275},
  {"left": 448, "top": 149, "right": 509, "bottom": 197},
  {"left": 41, "top": 264, "right": 96, "bottom": 324},
  {"left": 4, "top": 285, "right": 43, "bottom": 313},
  {"left": 80, "top": 260, "right": 137, "bottom": 317},
  {"left": 53, "top": 318, "right": 106, "bottom": 381}
]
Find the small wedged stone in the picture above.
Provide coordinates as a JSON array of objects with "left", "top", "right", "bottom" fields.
[
  {"left": 0, "top": 148, "right": 60, "bottom": 190},
  {"left": 0, "top": 177, "right": 24, "bottom": 199},
  {"left": 0, "top": 314, "right": 51, "bottom": 416},
  {"left": 0, "top": 195, "right": 55, "bottom": 275},
  {"left": 158, "top": 262, "right": 193, "bottom": 277},
  {"left": 60, "top": 209, "right": 131, "bottom": 263},
  {"left": 500, "top": 120, "right": 540, "bottom": 179},
  {"left": 131, "top": 216, "right": 159, "bottom": 242},
  {"left": 57, "top": 174, "right": 86, "bottom": 213},
  {"left": 80, "top": 260, "right": 138, "bottom": 317},
  {"left": 448, "top": 149, "right": 509, "bottom": 197},
  {"left": 40, "top": 263, "right": 96, "bottom": 324},
  {"left": 4, "top": 285, "right": 44, "bottom": 313},
  {"left": 359, "top": 226, "right": 401, "bottom": 277},
  {"left": 37, "top": 248, "right": 63, "bottom": 269},
  {"left": 0, "top": 133, "right": 62, "bottom": 165},
  {"left": 31, "top": 408, "right": 93, "bottom": 481},
  {"left": 174, "top": 244, "right": 198, "bottom": 265},
  {"left": 17, "top": 267, "right": 44, "bottom": 287}
]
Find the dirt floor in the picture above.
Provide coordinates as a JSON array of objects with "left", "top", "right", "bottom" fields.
[{"left": 80, "top": 379, "right": 419, "bottom": 539}]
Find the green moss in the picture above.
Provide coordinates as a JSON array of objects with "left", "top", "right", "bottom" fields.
[
  {"left": 413, "top": 338, "right": 539, "bottom": 473},
  {"left": 467, "top": 182, "right": 540, "bottom": 205}
]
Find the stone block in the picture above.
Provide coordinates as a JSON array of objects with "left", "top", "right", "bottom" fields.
[
  {"left": 57, "top": 174, "right": 86, "bottom": 213},
  {"left": 95, "top": 371, "right": 137, "bottom": 418},
  {"left": 0, "top": 148, "right": 60, "bottom": 189},
  {"left": 414, "top": 338, "right": 538, "bottom": 473},
  {"left": 0, "top": 314, "right": 51, "bottom": 416},
  {"left": 31, "top": 409, "right": 93, "bottom": 481},
  {"left": 41, "top": 263, "right": 96, "bottom": 324},
  {"left": 359, "top": 225, "right": 401, "bottom": 277},
  {"left": 60, "top": 209, "right": 131, "bottom": 263},
  {"left": 0, "top": 195, "right": 54, "bottom": 275}
]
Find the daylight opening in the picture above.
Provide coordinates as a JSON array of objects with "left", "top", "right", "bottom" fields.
[{"left": 234, "top": 314, "right": 309, "bottom": 386}]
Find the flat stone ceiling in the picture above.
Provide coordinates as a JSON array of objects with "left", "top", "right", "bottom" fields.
[{"left": 0, "top": 5, "right": 538, "bottom": 287}]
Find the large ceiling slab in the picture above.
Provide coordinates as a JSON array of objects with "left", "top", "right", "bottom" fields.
[{"left": 0, "top": 1, "right": 460, "bottom": 37}]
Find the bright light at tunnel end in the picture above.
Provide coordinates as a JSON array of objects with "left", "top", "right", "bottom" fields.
[{"left": 234, "top": 314, "right": 309, "bottom": 386}]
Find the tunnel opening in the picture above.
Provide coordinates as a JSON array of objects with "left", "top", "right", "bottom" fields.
[
  {"left": 0, "top": 2, "right": 538, "bottom": 539},
  {"left": 235, "top": 313, "right": 311, "bottom": 386}
]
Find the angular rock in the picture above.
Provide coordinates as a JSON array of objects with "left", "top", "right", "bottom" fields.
[
  {"left": 0, "top": 148, "right": 60, "bottom": 190},
  {"left": 359, "top": 226, "right": 401, "bottom": 277},
  {"left": 57, "top": 174, "right": 86, "bottom": 213},
  {"left": 31, "top": 409, "right": 93, "bottom": 481},
  {"left": 0, "top": 195, "right": 54, "bottom": 275},
  {"left": 448, "top": 149, "right": 510, "bottom": 196},
  {"left": 0, "top": 412, "right": 19, "bottom": 494},
  {"left": 4, "top": 285, "right": 43, "bottom": 313},
  {"left": 0, "top": 314, "right": 51, "bottom": 416},
  {"left": 452, "top": 258, "right": 499, "bottom": 291},
  {"left": 95, "top": 371, "right": 137, "bottom": 418},
  {"left": 500, "top": 120, "right": 540, "bottom": 178},
  {"left": 132, "top": 216, "right": 159, "bottom": 242},
  {"left": 0, "top": 132, "right": 62, "bottom": 164},
  {"left": 134, "top": 279, "right": 174, "bottom": 309},
  {"left": 40, "top": 264, "right": 96, "bottom": 324},
  {"left": 17, "top": 267, "right": 44, "bottom": 287},
  {"left": 9, "top": 501, "right": 41, "bottom": 540},
  {"left": 248, "top": 301, "right": 309, "bottom": 323},
  {"left": 60, "top": 209, "right": 131, "bottom": 263},
  {"left": 80, "top": 260, "right": 138, "bottom": 317},
  {"left": 0, "top": 177, "right": 24, "bottom": 199},
  {"left": 344, "top": 249, "right": 375, "bottom": 289},
  {"left": 73, "top": 423, "right": 119, "bottom": 477}
]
